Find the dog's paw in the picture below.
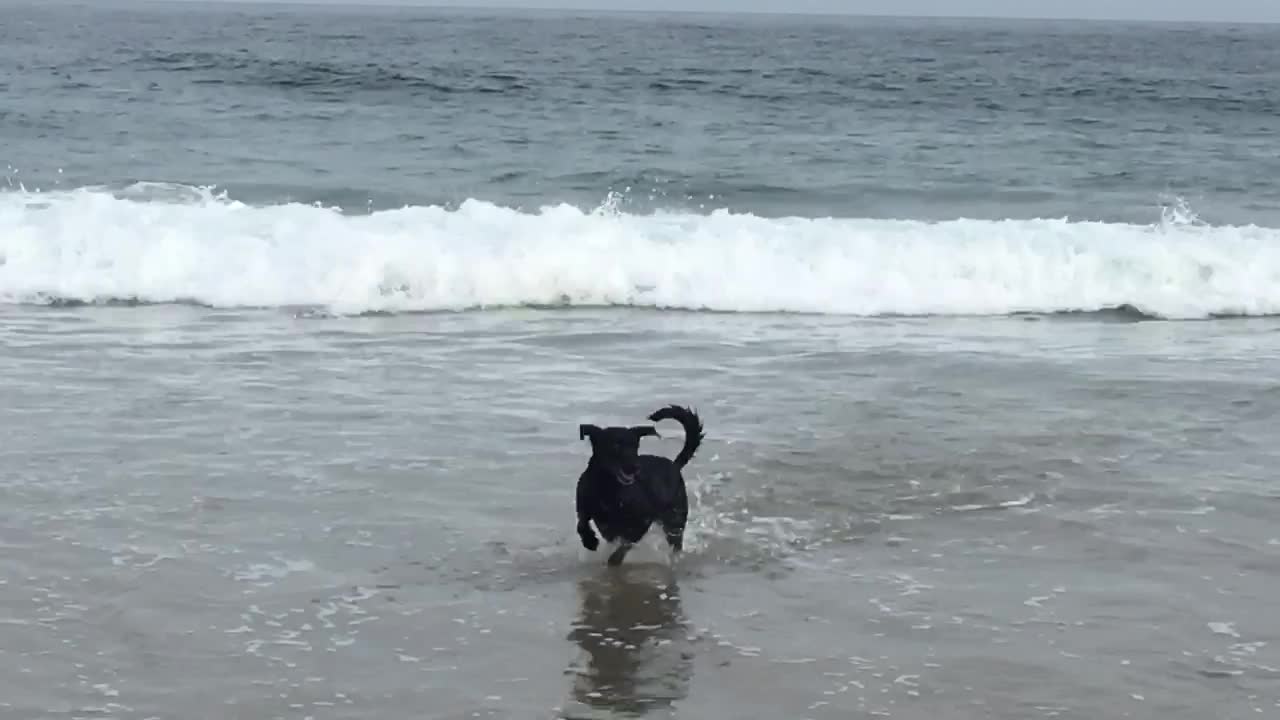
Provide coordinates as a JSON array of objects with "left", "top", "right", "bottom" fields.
[{"left": 580, "top": 534, "right": 599, "bottom": 552}]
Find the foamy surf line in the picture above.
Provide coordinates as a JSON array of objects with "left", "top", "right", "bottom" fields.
[{"left": 2, "top": 187, "right": 1280, "bottom": 319}]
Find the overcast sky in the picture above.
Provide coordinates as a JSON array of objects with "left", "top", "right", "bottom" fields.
[{"left": 242, "top": 0, "right": 1280, "bottom": 24}]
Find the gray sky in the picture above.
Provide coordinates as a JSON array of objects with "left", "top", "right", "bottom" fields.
[{"left": 245, "top": 0, "right": 1280, "bottom": 24}]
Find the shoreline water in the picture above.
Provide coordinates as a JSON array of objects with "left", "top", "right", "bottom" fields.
[
  {"left": 4, "top": 3, "right": 1279, "bottom": 717},
  {"left": 4, "top": 305, "right": 1279, "bottom": 717}
]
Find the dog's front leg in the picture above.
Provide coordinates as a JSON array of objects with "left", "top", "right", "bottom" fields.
[
  {"left": 577, "top": 514, "right": 599, "bottom": 551},
  {"left": 607, "top": 543, "right": 633, "bottom": 566},
  {"left": 575, "top": 477, "right": 600, "bottom": 551}
]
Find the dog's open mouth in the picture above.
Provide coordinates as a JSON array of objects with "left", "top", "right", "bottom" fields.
[{"left": 615, "top": 468, "right": 638, "bottom": 485}]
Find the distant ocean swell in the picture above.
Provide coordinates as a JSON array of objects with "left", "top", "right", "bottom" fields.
[
  {"left": 2, "top": 186, "right": 1278, "bottom": 319},
  {"left": 137, "top": 50, "right": 532, "bottom": 94}
]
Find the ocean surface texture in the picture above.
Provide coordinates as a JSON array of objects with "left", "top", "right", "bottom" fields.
[{"left": 2, "top": 2, "right": 1279, "bottom": 719}]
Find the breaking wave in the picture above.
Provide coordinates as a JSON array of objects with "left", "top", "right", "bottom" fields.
[{"left": 2, "top": 185, "right": 1278, "bottom": 319}]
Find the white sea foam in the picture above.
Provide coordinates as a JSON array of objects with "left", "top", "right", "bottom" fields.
[{"left": 2, "top": 186, "right": 1279, "bottom": 318}]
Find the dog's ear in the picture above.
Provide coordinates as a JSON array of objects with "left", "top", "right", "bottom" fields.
[
  {"left": 579, "top": 424, "right": 601, "bottom": 441},
  {"left": 630, "top": 425, "right": 660, "bottom": 439}
]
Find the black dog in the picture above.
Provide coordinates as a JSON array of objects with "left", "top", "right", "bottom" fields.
[{"left": 575, "top": 405, "right": 704, "bottom": 566}]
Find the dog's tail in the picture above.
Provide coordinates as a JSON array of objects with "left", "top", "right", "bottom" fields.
[{"left": 648, "top": 405, "right": 704, "bottom": 470}]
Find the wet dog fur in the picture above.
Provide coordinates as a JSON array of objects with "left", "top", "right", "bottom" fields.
[{"left": 575, "top": 405, "right": 704, "bottom": 566}]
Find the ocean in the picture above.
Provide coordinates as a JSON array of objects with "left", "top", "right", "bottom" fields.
[{"left": 2, "top": 1, "right": 1279, "bottom": 718}]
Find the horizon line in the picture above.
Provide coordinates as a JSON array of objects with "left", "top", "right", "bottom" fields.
[{"left": 69, "top": 0, "right": 1280, "bottom": 26}]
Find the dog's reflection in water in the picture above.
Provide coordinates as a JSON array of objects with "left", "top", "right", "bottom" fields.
[{"left": 562, "top": 564, "right": 693, "bottom": 718}]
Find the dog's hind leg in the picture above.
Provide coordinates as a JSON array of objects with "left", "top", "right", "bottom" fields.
[
  {"left": 659, "top": 503, "right": 688, "bottom": 558},
  {"left": 661, "top": 487, "right": 689, "bottom": 557},
  {"left": 660, "top": 517, "right": 685, "bottom": 555}
]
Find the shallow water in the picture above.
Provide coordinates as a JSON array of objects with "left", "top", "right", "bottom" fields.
[{"left": 3, "top": 305, "right": 1278, "bottom": 718}]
